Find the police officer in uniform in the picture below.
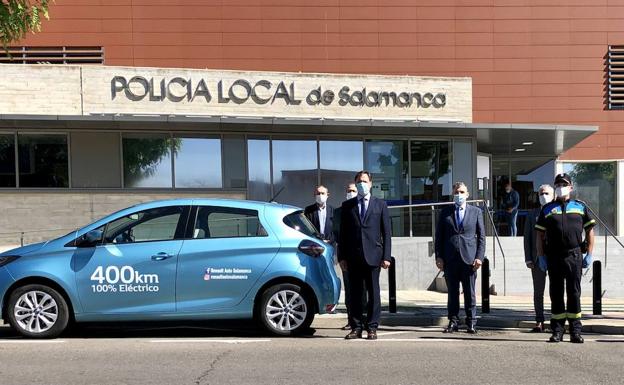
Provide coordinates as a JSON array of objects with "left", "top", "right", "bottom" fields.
[{"left": 535, "top": 173, "right": 595, "bottom": 343}]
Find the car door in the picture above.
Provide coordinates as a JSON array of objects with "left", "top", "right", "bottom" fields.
[
  {"left": 74, "top": 205, "right": 190, "bottom": 314},
  {"left": 176, "top": 205, "right": 280, "bottom": 312}
]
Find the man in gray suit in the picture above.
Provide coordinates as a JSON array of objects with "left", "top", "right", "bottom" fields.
[
  {"left": 435, "top": 181, "right": 486, "bottom": 334},
  {"left": 523, "top": 184, "right": 554, "bottom": 332}
]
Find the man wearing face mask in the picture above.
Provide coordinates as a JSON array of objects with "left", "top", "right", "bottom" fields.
[
  {"left": 332, "top": 183, "right": 360, "bottom": 330},
  {"left": 523, "top": 184, "right": 554, "bottom": 333},
  {"left": 305, "top": 185, "right": 334, "bottom": 244},
  {"left": 535, "top": 173, "right": 595, "bottom": 343},
  {"left": 339, "top": 171, "right": 392, "bottom": 340},
  {"left": 435, "top": 182, "right": 485, "bottom": 334},
  {"left": 502, "top": 182, "right": 520, "bottom": 236}
]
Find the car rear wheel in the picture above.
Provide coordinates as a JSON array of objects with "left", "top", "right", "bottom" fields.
[
  {"left": 257, "top": 283, "right": 314, "bottom": 336},
  {"left": 7, "top": 284, "right": 69, "bottom": 339}
]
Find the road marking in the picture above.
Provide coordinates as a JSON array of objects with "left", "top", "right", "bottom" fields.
[
  {"left": 150, "top": 339, "right": 271, "bottom": 344},
  {"left": 0, "top": 340, "right": 66, "bottom": 344},
  {"left": 376, "top": 331, "right": 410, "bottom": 336}
]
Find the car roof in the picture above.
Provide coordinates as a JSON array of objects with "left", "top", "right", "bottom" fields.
[{"left": 126, "top": 198, "right": 301, "bottom": 212}]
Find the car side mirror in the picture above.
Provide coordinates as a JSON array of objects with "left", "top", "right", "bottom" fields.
[{"left": 75, "top": 230, "right": 103, "bottom": 248}]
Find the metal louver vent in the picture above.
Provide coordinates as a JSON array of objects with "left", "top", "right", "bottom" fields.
[
  {"left": 0, "top": 46, "right": 104, "bottom": 65},
  {"left": 609, "top": 45, "right": 624, "bottom": 109}
]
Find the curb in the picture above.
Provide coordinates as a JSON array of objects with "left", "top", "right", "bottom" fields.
[{"left": 379, "top": 313, "right": 624, "bottom": 335}]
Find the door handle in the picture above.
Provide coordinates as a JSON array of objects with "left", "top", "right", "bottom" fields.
[{"left": 151, "top": 252, "right": 173, "bottom": 261}]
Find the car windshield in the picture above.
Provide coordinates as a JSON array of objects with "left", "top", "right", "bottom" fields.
[{"left": 283, "top": 211, "right": 322, "bottom": 239}]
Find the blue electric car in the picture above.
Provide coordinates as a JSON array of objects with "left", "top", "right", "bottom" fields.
[{"left": 0, "top": 199, "right": 340, "bottom": 338}]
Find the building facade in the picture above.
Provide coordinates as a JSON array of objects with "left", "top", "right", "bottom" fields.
[{"left": 0, "top": 0, "right": 618, "bottom": 242}]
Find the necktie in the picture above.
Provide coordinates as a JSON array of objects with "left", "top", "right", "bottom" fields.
[
  {"left": 360, "top": 198, "right": 367, "bottom": 220},
  {"left": 456, "top": 207, "right": 463, "bottom": 229}
]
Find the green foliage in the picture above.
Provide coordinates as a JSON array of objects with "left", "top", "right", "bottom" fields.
[
  {"left": 123, "top": 137, "right": 182, "bottom": 186},
  {"left": 0, "top": 0, "right": 50, "bottom": 48},
  {"left": 566, "top": 162, "right": 615, "bottom": 185}
]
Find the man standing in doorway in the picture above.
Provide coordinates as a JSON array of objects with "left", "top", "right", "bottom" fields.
[
  {"left": 435, "top": 182, "right": 486, "bottom": 334},
  {"left": 503, "top": 181, "right": 520, "bottom": 236},
  {"left": 304, "top": 185, "right": 334, "bottom": 244},
  {"left": 339, "top": 171, "right": 392, "bottom": 340}
]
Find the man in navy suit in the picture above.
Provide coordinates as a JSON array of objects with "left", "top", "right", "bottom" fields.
[
  {"left": 304, "top": 185, "right": 335, "bottom": 244},
  {"left": 338, "top": 171, "right": 392, "bottom": 340},
  {"left": 435, "top": 181, "right": 486, "bottom": 334}
]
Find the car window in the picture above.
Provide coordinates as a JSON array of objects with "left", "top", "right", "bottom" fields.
[
  {"left": 104, "top": 206, "right": 186, "bottom": 244},
  {"left": 193, "top": 206, "right": 267, "bottom": 239},
  {"left": 283, "top": 211, "right": 320, "bottom": 239}
]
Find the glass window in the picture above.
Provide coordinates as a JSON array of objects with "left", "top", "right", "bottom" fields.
[
  {"left": 272, "top": 139, "right": 318, "bottom": 208},
  {"left": 562, "top": 162, "right": 616, "bottom": 236},
  {"left": 123, "top": 134, "right": 173, "bottom": 188},
  {"left": 104, "top": 206, "right": 185, "bottom": 244},
  {"left": 174, "top": 137, "right": 222, "bottom": 188},
  {"left": 410, "top": 141, "right": 452, "bottom": 236},
  {"left": 319, "top": 140, "right": 363, "bottom": 205},
  {"left": 365, "top": 140, "right": 409, "bottom": 236},
  {"left": 223, "top": 136, "right": 246, "bottom": 189},
  {"left": 247, "top": 139, "right": 271, "bottom": 202},
  {"left": 283, "top": 211, "right": 320, "bottom": 239},
  {"left": 0, "top": 134, "right": 16, "bottom": 187},
  {"left": 193, "top": 206, "right": 266, "bottom": 238},
  {"left": 18, "top": 134, "right": 68, "bottom": 188}
]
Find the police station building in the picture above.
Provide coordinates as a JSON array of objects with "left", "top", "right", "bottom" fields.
[{"left": 0, "top": 65, "right": 595, "bottom": 245}]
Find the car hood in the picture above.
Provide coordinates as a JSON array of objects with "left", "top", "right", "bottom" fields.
[{"left": 0, "top": 241, "right": 49, "bottom": 256}]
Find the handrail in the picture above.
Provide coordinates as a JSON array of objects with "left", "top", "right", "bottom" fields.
[
  {"left": 388, "top": 199, "right": 507, "bottom": 295},
  {"left": 583, "top": 203, "right": 624, "bottom": 269}
]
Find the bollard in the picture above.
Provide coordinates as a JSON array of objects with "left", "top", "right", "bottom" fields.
[
  {"left": 481, "top": 258, "right": 490, "bottom": 314},
  {"left": 389, "top": 256, "right": 397, "bottom": 314},
  {"left": 593, "top": 260, "right": 602, "bottom": 316},
  {"left": 20, "top": 232, "right": 24, "bottom": 247}
]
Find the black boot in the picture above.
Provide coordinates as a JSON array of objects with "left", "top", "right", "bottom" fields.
[
  {"left": 549, "top": 331, "right": 564, "bottom": 343},
  {"left": 570, "top": 333, "right": 584, "bottom": 344}
]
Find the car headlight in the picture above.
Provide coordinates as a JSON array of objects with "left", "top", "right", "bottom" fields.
[{"left": 0, "top": 255, "right": 19, "bottom": 267}]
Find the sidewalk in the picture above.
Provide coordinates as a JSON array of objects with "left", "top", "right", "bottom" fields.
[{"left": 339, "top": 290, "right": 624, "bottom": 335}]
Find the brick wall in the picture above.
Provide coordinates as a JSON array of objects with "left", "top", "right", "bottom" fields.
[{"left": 15, "top": 0, "right": 624, "bottom": 160}]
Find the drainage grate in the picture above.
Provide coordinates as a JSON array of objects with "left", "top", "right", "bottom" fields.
[{"left": 0, "top": 46, "right": 104, "bottom": 64}]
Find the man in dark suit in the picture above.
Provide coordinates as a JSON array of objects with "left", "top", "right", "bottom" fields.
[
  {"left": 435, "top": 181, "right": 486, "bottom": 334},
  {"left": 304, "top": 185, "right": 334, "bottom": 243},
  {"left": 339, "top": 171, "right": 392, "bottom": 340}
]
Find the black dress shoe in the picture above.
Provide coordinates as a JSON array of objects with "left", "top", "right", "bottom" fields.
[
  {"left": 341, "top": 323, "right": 350, "bottom": 331},
  {"left": 345, "top": 329, "right": 362, "bottom": 340},
  {"left": 366, "top": 329, "right": 377, "bottom": 340},
  {"left": 549, "top": 332, "right": 564, "bottom": 343},
  {"left": 466, "top": 326, "right": 477, "bottom": 334},
  {"left": 443, "top": 322, "right": 459, "bottom": 333},
  {"left": 570, "top": 333, "right": 584, "bottom": 344}
]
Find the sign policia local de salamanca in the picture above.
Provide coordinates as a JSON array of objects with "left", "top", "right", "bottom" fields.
[{"left": 0, "top": 65, "right": 472, "bottom": 122}]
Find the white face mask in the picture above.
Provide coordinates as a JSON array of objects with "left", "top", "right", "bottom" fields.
[
  {"left": 538, "top": 193, "right": 552, "bottom": 206},
  {"left": 555, "top": 186, "right": 571, "bottom": 199},
  {"left": 346, "top": 191, "right": 357, "bottom": 200},
  {"left": 505, "top": 187, "right": 512, "bottom": 193},
  {"left": 454, "top": 193, "right": 467, "bottom": 206},
  {"left": 315, "top": 194, "right": 328, "bottom": 205},
  {"left": 356, "top": 182, "right": 370, "bottom": 197}
]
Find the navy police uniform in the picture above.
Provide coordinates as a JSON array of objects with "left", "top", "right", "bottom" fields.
[{"left": 535, "top": 195, "right": 595, "bottom": 335}]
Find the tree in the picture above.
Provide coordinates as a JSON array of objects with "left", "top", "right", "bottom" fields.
[{"left": 0, "top": 0, "right": 50, "bottom": 48}]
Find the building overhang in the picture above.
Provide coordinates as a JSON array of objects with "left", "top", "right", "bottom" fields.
[{"left": 0, "top": 114, "right": 597, "bottom": 158}]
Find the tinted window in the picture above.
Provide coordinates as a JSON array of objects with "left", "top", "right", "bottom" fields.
[
  {"left": 174, "top": 137, "right": 222, "bottom": 188},
  {"left": 0, "top": 134, "right": 16, "bottom": 187},
  {"left": 122, "top": 134, "right": 173, "bottom": 188},
  {"left": 283, "top": 211, "right": 319, "bottom": 238},
  {"left": 18, "top": 134, "right": 69, "bottom": 188},
  {"left": 104, "top": 206, "right": 186, "bottom": 244},
  {"left": 193, "top": 206, "right": 266, "bottom": 239}
]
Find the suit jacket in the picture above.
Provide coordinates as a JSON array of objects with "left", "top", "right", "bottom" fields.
[
  {"left": 304, "top": 203, "right": 335, "bottom": 243},
  {"left": 435, "top": 204, "right": 486, "bottom": 266},
  {"left": 338, "top": 195, "right": 392, "bottom": 267},
  {"left": 523, "top": 207, "right": 540, "bottom": 264}
]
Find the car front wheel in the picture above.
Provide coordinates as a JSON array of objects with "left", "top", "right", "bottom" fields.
[
  {"left": 257, "top": 283, "right": 314, "bottom": 336},
  {"left": 7, "top": 284, "right": 70, "bottom": 339}
]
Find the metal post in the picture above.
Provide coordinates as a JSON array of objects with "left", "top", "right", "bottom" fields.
[
  {"left": 593, "top": 260, "right": 602, "bottom": 316},
  {"left": 604, "top": 232, "right": 608, "bottom": 269},
  {"left": 389, "top": 256, "right": 397, "bottom": 314},
  {"left": 20, "top": 232, "right": 24, "bottom": 247},
  {"left": 481, "top": 258, "right": 490, "bottom": 313}
]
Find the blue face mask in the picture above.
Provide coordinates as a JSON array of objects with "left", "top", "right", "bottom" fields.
[
  {"left": 356, "top": 182, "right": 370, "bottom": 197},
  {"left": 454, "top": 193, "right": 467, "bottom": 206}
]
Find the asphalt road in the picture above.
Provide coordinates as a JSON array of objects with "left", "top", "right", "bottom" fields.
[{"left": 0, "top": 316, "right": 623, "bottom": 385}]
